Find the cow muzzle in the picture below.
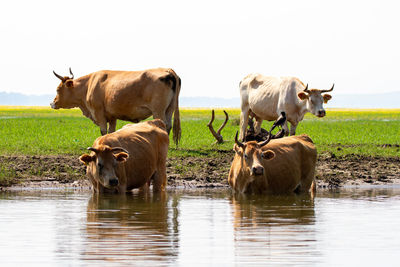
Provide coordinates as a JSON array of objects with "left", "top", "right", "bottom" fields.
[
  {"left": 251, "top": 166, "right": 264, "bottom": 176},
  {"left": 109, "top": 178, "right": 119, "bottom": 187},
  {"left": 50, "top": 102, "right": 58, "bottom": 109},
  {"left": 317, "top": 109, "right": 326, "bottom": 117}
]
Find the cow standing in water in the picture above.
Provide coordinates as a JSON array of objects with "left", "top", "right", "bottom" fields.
[
  {"left": 228, "top": 133, "right": 317, "bottom": 195},
  {"left": 79, "top": 119, "right": 169, "bottom": 194},
  {"left": 238, "top": 74, "right": 334, "bottom": 140},
  {"left": 51, "top": 68, "right": 181, "bottom": 145}
]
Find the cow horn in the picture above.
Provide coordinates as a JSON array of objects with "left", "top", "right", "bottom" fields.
[
  {"left": 258, "top": 132, "right": 272, "bottom": 147},
  {"left": 303, "top": 83, "right": 309, "bottom": 93},
  {"left": 111, "top": 147, "right": 129, "bottom": 154},
  {"left": 69, "top": 67, "right": 74, "bottom": 79},
  {"left": 53, "top": 70, "right": 65, "bottom": 81},
  {"left": 87, "top": 147, "right": 99, "bottom": 153},
  {"left": 234, "top": 131, "right": 245, "bottom": 148},
  {"left": 320, "top": 83, "right": 334, "bottom": 93}
]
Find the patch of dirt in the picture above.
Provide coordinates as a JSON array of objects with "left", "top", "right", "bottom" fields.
[
  {"left": 316, "top": 152, "right": 400, "bottom": 187},
  {"left": 0, "top": 152, "right": 399, "bottom": 191}
]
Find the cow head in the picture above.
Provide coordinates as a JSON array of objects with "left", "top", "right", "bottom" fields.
[
  {"left": 79, "top": 145, "right": 129, "bottom": 189},
  {"left": 233, "top": 132, "right": 275, "bottom": 186},
  {"left": 297, "top": 84, "right": 334, "bottom": 117},
  {"left": 50, "top": 68, "right": 76, "bottom": 109}
]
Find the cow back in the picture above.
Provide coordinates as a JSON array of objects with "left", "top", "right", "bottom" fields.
[
  {"left": 94, "top": 120, "right": 169, "bottom": 189},
  {"left": 250, "top": 135, "right": 317, "bottom": 194}
]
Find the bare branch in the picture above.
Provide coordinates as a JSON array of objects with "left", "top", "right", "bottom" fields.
[
  {"left": 216, "top": 110, "right": 229, "bottom": 135},
  {"left": 207, "top": 110, "right": 227, "bottom": 144}
]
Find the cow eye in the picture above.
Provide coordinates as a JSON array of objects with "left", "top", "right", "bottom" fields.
[{"left": 244, "top": 154, "right": 248, "bottom": 159}]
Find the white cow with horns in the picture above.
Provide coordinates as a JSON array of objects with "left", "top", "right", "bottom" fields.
[{"left": 239, "top": 74, "right": 334, "bottom": 140}]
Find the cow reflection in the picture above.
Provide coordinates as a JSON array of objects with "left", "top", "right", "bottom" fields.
[
  {"left": 231, "top": 194, "right": 315, "bottom": 228},
  {"left": 83, "top": 192, "right": 179, "bottom": 262},
  {"left": 231, "top": 194, "right": 317, "bottom": 260}
]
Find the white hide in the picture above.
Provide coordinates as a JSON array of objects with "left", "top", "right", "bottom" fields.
[{"left": 239, "top": 74, "right": 331, "bottom": 140}]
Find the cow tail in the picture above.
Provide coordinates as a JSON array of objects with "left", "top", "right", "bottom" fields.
[{"left": 170, "top": 69, "right": 181, "bottom": 146}]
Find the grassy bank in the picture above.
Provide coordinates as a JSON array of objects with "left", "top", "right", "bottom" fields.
[{"left": 0, "top": 106, "right": 399, "bottom": 157}]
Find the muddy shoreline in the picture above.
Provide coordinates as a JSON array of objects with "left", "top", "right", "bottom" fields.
[{"left": 1, "top": 152, "right": 399, "bottom": 191}]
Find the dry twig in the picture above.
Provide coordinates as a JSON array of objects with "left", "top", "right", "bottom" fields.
[{"left": 207, "top": 110, "right": 229, "bottom": 143}]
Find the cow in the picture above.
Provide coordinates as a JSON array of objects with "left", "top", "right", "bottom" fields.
[
  {"left": 51, "top": 67, "right": 181, "bottom": 145},
  {"left": 79, "top": 119, "right": 169, "bottom": 194},
  {"left": 228, "top": 132, "right": 317, "bottom": 195},
  {"left": 238, "top": 74, "right": 334, "bottom": 140}
]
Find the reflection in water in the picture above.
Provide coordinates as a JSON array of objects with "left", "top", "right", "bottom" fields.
[
  {"left": 230, "top": 194, "right": 320, "bottom": 265},
  {"left": 83, "top": 192, "right": 179, "bottom": 265},
  {"left": 231, "top": 194, "right": 315, "bottom": 227},
  {"left": 318, "top": 186, "right": 400, "bottom": 200},
  {"left": 0, "top": 187, "right": 399, "bottom": 265}
]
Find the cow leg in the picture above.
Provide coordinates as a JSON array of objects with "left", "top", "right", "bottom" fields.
[
  {"left": 152, "top": 145, "right": 168, "bottom": 192},
  {"left": 151, "top": 171, "right": 165, "bottom": 193},
  {"left": 118, "top": 186, "right": 126, "bottom": 194},
  {"left": 164, "top": 113, "right": 173, "bottom": 135},
  {"left": 164, "top": 101, "right": 175, "bottom": 135},
  {"left": 239, "top": 108, "right": 250, "bottom": 141},
  {"left": 289, "top": 122, "right": 298, "bottom": 136},
  {"left": 98, "top": 119, "right": 108, "bottom": 136},
  {"left": 283, "top": 121, "right": 290, "bottom": 136},
  {"left": 139, "top": 181, "right": 150, "bottom": 193},
  {"left": 297, "top": 179, "right": 315, "bottom": 195},
  {"left": 254, "top": 116, "right": 263, "bottom": 135},
  {"left": 108, "top": 119, "right": 117, "bottom": 133},
  {"left": 93, "top": 111, "right": 108, "bottom": 135},
  {"left": 153, "top": 112, "right": 168, "bottom": 131}
]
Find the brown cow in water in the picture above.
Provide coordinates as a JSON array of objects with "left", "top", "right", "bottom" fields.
[
  {"left": 51, "top": 68, "right": 181, "bottom": 145},
  {"left": 79, "top": 119, "right": 169, "bottom": 194},
  {"left": 228, "top": 133, "right": 317, "bottom": 194}
]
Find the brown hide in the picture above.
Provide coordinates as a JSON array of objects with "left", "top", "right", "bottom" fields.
[
  {"left": 79, "top": 119, "right": 169, "bottom": 194},
  {"left": 228, "top": 134, "right": 317, "bottom": 194},
  {"left": 51, "top": 68, "right": 181, "bottom": 145}
]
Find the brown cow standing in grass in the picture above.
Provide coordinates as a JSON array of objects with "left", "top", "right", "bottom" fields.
[
  {"left": 228, "top": 133, "right": 317, "bottom": 194},
  {"left": 79, "top": 119, "right": 169, "bottom": 194},
  {"left": 51, "top": 67, "right": 181, "bottom": 145}
]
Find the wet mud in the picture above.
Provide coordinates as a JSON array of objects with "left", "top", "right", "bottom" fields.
[{"left": 0, "top": 152, "right": 399, "bottom": 190}]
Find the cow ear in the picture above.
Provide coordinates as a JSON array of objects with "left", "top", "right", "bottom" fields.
[
  {"left": 233, "top": 144, "right": 243, "bottom": 156},
  {"left": 297, "top": 92, "right": 309, "bottom": 100},
  {"left": 262, "top": 150, "right": 275, "bottom": 160},
  {"left": 79, "top": 154, "right": 94, "bottom": 165},
  {"left": 65, "top": 80, "right": 74, "bottom": 88},
  {"left": 323, "top": 94, "right": 332, "bottom": 104},
  {"left": 115, "top": 152, "right": 129, "bottom": 162}
]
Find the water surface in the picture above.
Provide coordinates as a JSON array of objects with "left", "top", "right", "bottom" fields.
[{"left": 0, "top": 187, "right": 399, "bottom": 266}]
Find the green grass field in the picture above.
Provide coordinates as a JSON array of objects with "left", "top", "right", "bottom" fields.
[{"left": 0, "top": 106, "right": 399, "bottom": 157}]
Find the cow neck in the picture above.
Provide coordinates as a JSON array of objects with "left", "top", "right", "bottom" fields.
[
  {"left": 299, "top": 102, "right": 308, "bottom": 116},
  {"left": 73, "top": 76, "right": 91, "bottom": 119},
  {"left": 296, "top": 94, "right": 309, "bottom": 119}
]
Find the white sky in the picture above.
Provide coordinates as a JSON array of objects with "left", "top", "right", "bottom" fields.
[{"left": 0, "top": 0, "right": 399, "bottom": 97}]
